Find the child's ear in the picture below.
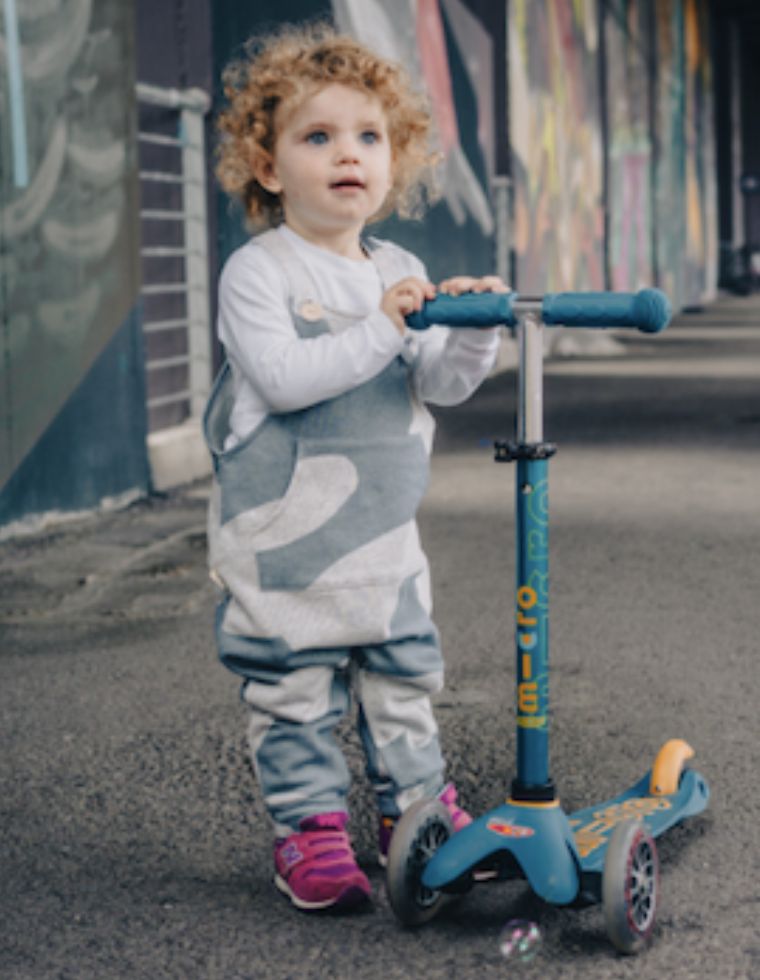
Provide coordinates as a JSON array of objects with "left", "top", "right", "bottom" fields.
[{"left": 253, "top": 151, "right": 282, "bottom": 195}]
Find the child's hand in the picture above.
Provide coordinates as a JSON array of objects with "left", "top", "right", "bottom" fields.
[
  {"left": 437, "top": 275, "right": 510, "bottom": 296},
  {"left": 381, "top": 277, "right": 437, "bottom": 334}
]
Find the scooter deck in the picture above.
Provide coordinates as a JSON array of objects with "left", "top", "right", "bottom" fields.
[
  {"left": 421, "top": 767, "right": 708, "bottom": 904},
  {"left": 569, "top": 767, "right": 710, "bottom": 874}
]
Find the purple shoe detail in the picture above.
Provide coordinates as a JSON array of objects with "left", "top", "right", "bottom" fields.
[
  {"left": 378, "top": 784, "right": 472, "bottom": 867},
  {"left": 438, "top": 783, "right": 473, "bottom": 832},
  {"left": 274, "top": 811, "right": 371, "bottom": 912}
]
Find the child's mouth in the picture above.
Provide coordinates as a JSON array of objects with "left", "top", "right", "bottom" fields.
[{"left": 330, "top": 179, "right": 365, "bottom": 190}]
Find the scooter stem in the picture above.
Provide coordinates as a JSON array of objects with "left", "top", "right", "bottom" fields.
[
  {"left": 518, "top": 307, "right": 544, "bottom": 443},
  {"left": 511, "top": 307, "right": 556, "bottom": 802}
]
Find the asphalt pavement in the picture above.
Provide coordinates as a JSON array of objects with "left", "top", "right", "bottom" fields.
[{"left": 1, "top": 292, "right": 759, "bottom": 980}]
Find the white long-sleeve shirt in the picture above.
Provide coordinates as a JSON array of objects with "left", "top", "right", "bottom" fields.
[{"left": 217, "top": 224, "right": 500, "bottom": 446}]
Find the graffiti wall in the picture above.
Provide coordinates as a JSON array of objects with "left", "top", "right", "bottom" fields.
[
  {"left": 681, "top": 0, "right": 717, "bottom": 303},
  {"left": 0, "top": 0, "right": 726, "bottom": 526},
  {"left": 213, "top": 0, "right": 719, "bottom": 301},
  {"left": 509, "top": 0, "right": 605, "bottom": 292},
  {"left": 605, "top": 0, "right": 655, "bottom": 291},
  {"left": 508, "top": 0, "right": 717, "bottom": 307},
  {"left": 332, "top": 0, "right": 494, "bottom": 238},
  {"left": 0, "top": 0, "right": 143, "bottom": 496},
  {"left": 610, "top": 0, "right": 716, "bottom": 307},
  {"left": 652, "top": 0, "right": 682, "bottom": 304}
]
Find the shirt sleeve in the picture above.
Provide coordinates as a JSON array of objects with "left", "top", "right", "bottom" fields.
[
  {"left": 217, "top": 244, "right": 405, "bottom": 413},
  {"left": 412, "top": 325, "right": 501, "bottom": 406}
]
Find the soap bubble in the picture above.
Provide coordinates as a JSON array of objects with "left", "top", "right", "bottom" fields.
[{"left": 498, "top": 919, "right": 541, "bottom": 963}]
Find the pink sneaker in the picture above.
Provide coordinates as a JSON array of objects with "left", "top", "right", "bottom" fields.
[
  {"left": 378, "top": 783, "right": 472, "bottom": 868},
  {"left": 274, "top": 811, "right": 371, "bottom": 911}
]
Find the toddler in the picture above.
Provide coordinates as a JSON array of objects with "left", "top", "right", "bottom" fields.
[{"left": 206, "top": 22, "right": 506, "bottom": 911}]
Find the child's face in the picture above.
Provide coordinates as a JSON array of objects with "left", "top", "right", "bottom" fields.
[{"left": 256, "top": 83, "right": 393, "bottom": 252}]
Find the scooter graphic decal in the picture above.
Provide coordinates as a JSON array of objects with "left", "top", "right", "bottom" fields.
[
  {"left": 487, "top": 818, "right": 535, "bottom": 839},
  {"left": 571, "top": 797, "right": 672, "bottom": 857}
]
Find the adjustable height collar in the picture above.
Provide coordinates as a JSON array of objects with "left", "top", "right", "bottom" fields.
[{"left": 494, "top": 441, "right": 557, "bottom": 463}]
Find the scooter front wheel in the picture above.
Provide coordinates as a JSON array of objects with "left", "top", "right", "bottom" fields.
[
  {"left": 602, "top": 818, "right": 659, "bottom": 954},
  {"left": 386, "top": 798, "right": 454, "bottom": 926}
]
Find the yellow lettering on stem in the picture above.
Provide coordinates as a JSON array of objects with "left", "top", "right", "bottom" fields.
[{"left": 518, "top": 681, "right": 538, "bottom": 713}]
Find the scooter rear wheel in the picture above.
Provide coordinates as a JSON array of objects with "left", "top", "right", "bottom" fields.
[
  {"left": 386, "top": 798, "right": 454, "bottom": 926},
  {"left": 602, "top": 818, "right": 659, "bottom": 954}
]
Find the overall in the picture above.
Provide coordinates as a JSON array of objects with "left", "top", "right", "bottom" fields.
[{"left": 204, "top": 231, "right": 446, "bottom": 834}]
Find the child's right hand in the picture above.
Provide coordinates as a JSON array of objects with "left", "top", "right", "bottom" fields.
[{"left": 381, "top": 277, "right": 436, "bottom": 335}]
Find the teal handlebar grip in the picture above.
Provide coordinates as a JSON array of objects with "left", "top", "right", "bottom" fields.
[
  {"left": 541, "top": 288, "right": 671, "bottom": 333},
  {"left": 404, "top": 288, "right": 671, "bottom": 333},
  {"left": 405, "top": 292, "right": 518, "bottom": 330}
]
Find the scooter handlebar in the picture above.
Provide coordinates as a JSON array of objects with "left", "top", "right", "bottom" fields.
[
  {"left": 405, "top": 288, "right": 671, "bottom": 334},
  {"left": 541, "top": 288, "right": 671, "bottom": 333},
  {"left": 404, "top": 292, "right": 519, "bottom": 331}
]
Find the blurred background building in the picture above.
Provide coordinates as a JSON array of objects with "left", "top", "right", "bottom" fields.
[{"left": 1, "top": 0, "right": 758, "bottom": 529}]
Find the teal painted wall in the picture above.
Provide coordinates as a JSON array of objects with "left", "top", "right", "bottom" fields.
[
  {"left": 0, "top": 307, "right": 150, "bottom": 526},
  {"left": 0, "top": 0, "right": 150, "bottom": 526}
]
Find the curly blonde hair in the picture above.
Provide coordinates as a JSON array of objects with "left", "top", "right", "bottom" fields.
[{"left": 215, "top": 22, "right": 440, "bottom": 228}]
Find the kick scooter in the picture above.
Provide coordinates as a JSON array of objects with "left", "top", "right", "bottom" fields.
[{"left": 387, "top": 289, "right": 710, "bottom": 954}]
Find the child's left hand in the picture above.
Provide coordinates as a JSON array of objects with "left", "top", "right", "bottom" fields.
[{"left": 437, "top": 275, "right": 510, "bottom": 296}]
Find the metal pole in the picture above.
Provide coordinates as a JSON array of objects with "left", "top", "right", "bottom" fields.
[
  {"left": 518, "top": 310, "right": 544, "bottom": 444},
  {"left": 180, "top": 104, "right": 212, "bottom": 420},
  {"left": 513, "top": 307, "right": 555, "bottom": 800}
]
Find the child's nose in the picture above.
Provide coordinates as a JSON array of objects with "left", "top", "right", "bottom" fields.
[{"left": 334, "top": 135, "right": 361, "bottom": 161}]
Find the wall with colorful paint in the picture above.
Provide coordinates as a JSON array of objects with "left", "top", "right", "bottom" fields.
[
  {"left": 509, "top": 0, "right": 606, "bottom": 292},
  {"left": 215, "top": 0, "right": 719, "bottom": 309},
  {"left": 652, "top": 0, "right": 718, "bottom": 305},
  {"left": 0, "top": 0, "right": 150, "bottom": 527},
  {"left": 0, "top": 0, "right": 732, "bottom": 528},
  {"left": 605, "top": 0, "right": 656, "bottom": 292},
  {"left": 509, "top": 0, "right": 717, "bottom": 309}
]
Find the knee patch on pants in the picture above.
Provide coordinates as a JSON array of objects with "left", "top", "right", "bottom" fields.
[
  {"left": 356, "top": 668, "right": 445, "bottom": 809},
  {"left": 243, "top": 666, "right": 351, "bottom": 831}
]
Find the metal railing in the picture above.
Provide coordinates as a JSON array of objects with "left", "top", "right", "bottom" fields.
[{"left": 135, "top": 83, "right": 212, "bottom": 429}]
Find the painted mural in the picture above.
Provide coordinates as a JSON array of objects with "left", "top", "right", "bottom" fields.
[
  {"left": 507, "top": 0, "right": 717, "bottom": 306},
  {"left": 683, "top": 0, "right": 717, "bottom": 302},
  {"left": 331, "top": 0, "right": 495, "bottom": 236},
  {"left": 1, "top": 0, "right": 727, "bottom": 523},
  {"left": 605, "top": 0, "right": 655, "bottom": 291},
  {"left": 654, "top": 0, "right": 716, "bottom": 308},
  {"left": 0, "top": 0, "right": 138, "bottom": 489},
  {"left": 509, "top": 0, "right": 605, "bottom": 292}
]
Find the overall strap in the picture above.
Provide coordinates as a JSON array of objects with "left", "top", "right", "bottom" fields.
[
  {"left": 253, "top": 228, "right": 321, "bottom": 303},
  {"left": 258, "top": 227, "right": 406, "bottom": 296},
  {"left": 363, "top": 236, "right": 407, "bottom": 290}
]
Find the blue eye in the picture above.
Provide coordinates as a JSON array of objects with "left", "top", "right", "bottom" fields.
[
  {"left": 306, "top": 130, "right": 328, "bottom": 145},
  {"left": 360, "top": 130, "right": 380, "bottom": 144}
]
